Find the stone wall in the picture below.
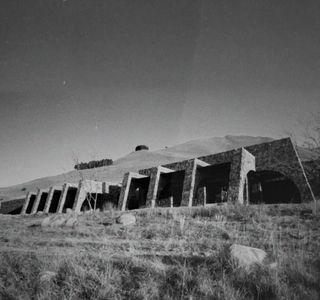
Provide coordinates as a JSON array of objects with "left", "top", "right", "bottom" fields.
[
  {"left": 12, "top": 137, "right": 316, "bottom": 215},
  {"left": 0, "top": 198, "right": 25, "bottom": 214},
  {"left": 138, "top": 138, "right": 314, "bottom": 205},
  {"left": 244, "top": 138, "right": 315, "bottom": 202},
  {"left": 303, "top": 160, "right": 320, "bottom": 198}
]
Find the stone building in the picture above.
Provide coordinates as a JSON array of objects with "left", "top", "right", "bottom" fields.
[
  {"left": 118, "top": 138, "right": 315, "bottom": 210},
  {"left": 0, "top": 137, "right": 316, "bottom": 215},
  {"left": 18, "top": 180, "right": 121, "bottom": 215}
]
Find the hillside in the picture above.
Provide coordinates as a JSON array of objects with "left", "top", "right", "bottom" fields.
[{"left": 0, "top": 135, "right": 314, "bottom": 202}]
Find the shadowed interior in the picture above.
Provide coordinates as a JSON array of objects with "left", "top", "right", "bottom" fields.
[
  {"left": 3, "top": 198, "right": 25, "bottom": 215},
  {"left": 127, "top": 177, "right": 150, "bottom": 210},
  {"left": 157, "top": 170, "right": 185, "bottom": 207},
  {"left": 49, "top": 190, "right": 62, "bottom": 213},
  {"left": 109, "top": 186, "right": 121, "bottom": 206},
  {"left": 62, "top": 187, "right": 78, "bottom": 212},
  {"left": 8, "top": 206, "right": 23, "bottom": 215},
  {"left": 248, "top": 170, "right": 301, "bottom": 204},
  {"left": 81, "top": 193, "right": 119, "bottom": 211},
  {"left": 194, "top": 163, "right": 231, "bottom": 204},
  {"left": 37, "top": 192, "right": 48, "bottom": 212},
  {"left": 26, "top": 195, "right": 36, "bottom": 214}
]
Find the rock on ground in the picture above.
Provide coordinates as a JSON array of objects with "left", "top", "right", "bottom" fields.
[
  {"left": 39, "top": 271, "right": 56, "bottom": 283},
  {"left": 116, "top": 213, "right": 136, "bottom": 226},
  {"left": 64, "top": 216, "right": 78, "bottom": 228},
  {"left": 41, "top": 214, "right": 78, "bottom": 228},
  {"left": 66, "top": 208, "right": 73, "bottom": 214},
  {"left": 230, "top": 244, "right": 267, "bottom": 269}
]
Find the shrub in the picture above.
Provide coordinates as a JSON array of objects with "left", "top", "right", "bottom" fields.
[
  {"left": 74, "top": 158, "right": 113, "bottom": 170},
  {"left": 135, "top": 145, "right": 149, "bottom": 151}
]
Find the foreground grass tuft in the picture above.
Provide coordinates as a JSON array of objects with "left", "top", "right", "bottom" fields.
[
  {"left": 0, "top": 203, "right": 319, "bottom": 299},
  {"left": 1, "top": 248, "right": 319, "bottom": 299}
]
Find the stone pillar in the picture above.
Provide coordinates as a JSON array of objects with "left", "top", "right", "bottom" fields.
[
  {"left": 118, "top": 173, "right": 132, "bottom": 211},
  {"left": 203, "top": 186, "right": 207, "bottom": 205},
  {"left": 31, "top": 189, "right": 43, "bottom": 214},
  {"left": 73, "top": 181, "right": 88, "bottom": 213},
  {"left": 195, "top": 186, "right": 207, "bottom": 206},
  {"left": 170, "top": 196, "right": 173, "bottom": 208},
  {"left": 102, "top": 182, "right": 108, "bottom": 194},
  {"left": 181, "top": 160, "right": 196, "bottom": 207},
  {"left": 145, "top": 167, "right": 161, "bottom": 208},
  {"left": 181, "top": 159, "right": 210, "bottom": 207},
  {"left": 21, "top": 192, "right": 34, "bottom": 215},
  {"left": 56, "top": 183, "right": 70, "bottom": 213},
  {"left": 145, "top": 166, "right": 174, "bottom": 208},
  {"left": 228, "top": 148, "right": 256, "bottom": 204}
]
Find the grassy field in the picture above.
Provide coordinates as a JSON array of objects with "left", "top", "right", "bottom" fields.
[{"left": 0, "top": 203, "right": 319, "bottom": 299}]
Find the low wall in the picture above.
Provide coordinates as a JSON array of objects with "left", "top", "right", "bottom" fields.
[{"left": 0, "top": 198, "right": 25, "bottom": 214}]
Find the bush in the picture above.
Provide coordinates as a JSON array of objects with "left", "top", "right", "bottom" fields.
[
  {"left": 135, "top": 145, "right": 149, "bottom": 151},
  {"left": 74, "top": 158, "right": 113, "bottom": 170}
]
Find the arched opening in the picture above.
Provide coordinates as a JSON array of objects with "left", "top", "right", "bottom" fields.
[
  {"left": 247, "top": 170, "right": 301, "bottom": 204},
  {"left": 157, "top": 170, "right": 185, "bottom": 207},
  {"left": 80, "top": 193, "right": 119, "bottom": 212}
]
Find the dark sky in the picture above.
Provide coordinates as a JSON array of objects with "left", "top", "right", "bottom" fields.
[{"left": 1, "top": 0, "right": 320, "bottom": 186}]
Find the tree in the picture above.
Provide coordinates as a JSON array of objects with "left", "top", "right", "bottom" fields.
[
  {"left": 72, "top": 154, "right": 99, "bottom": 213},
  {"left": 74, "top": 158, "right": 113, "bottom": 170},
  {"left": 295, "top": 112, "right": 320, "bottom": 213},
  {"left": 135, "top": 145, "right": 149, "bottom": 151},
  {"left": 301, "top": 112, "right": 320, "bottom": 159}
]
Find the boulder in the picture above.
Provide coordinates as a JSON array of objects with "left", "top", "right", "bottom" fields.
[
  {"left": 101, "top": 218, "right": 114, "bottom": 226},
  {"left": 230, "top": 244, "right": 267, "bottom": 269},
  {"left": 66, "top": 208, "right": 73, "bottom": 214},
  {"left": 40, "top": 216, "right": 52, "bottom": 227},
  {"left": 116, "top": 213, "right": 136, "bottom": 226},
  {"left": 51, "top": 216, "right": 67, "bottom": 227},
  {"left": 64, "top": 216, "right": 78, "bottom": 228},
  {"left": 39, "top": 271, "right": 56, "bottom": 283},
  {"left": 41, "top": 214, "right": 78, "bottom": 228},
  {"left": 44, "top": 215, "right": 63, "bottom": 227},
  {"left": 269, "top": 262, "right": 278, "bottom": 269}
]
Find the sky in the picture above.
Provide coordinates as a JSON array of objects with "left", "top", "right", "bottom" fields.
[{"left": 0, "top": 0, "right": 319, "bottom": 187}]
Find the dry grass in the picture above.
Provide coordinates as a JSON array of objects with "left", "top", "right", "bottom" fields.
[{"left": 0, "top": 203, "right": 319, "bottom": 299}]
